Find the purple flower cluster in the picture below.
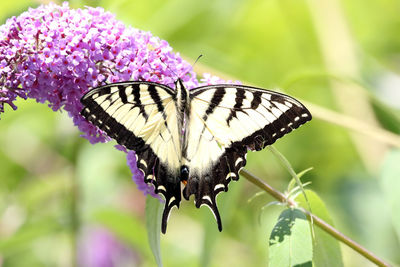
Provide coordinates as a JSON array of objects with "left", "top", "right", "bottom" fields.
[{"left": 0, "top": 3, "right": 235, "bottom": 197}]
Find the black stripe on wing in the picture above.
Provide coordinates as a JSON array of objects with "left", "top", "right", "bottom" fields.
[
  {"left": 226, "top": 89, "right": 245, "bottom": 126},
  {"left": 203, "top": 87, "right": 225, "bottom": 120}
]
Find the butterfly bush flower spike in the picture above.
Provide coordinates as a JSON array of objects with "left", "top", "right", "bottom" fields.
[{"left": 0, "top": 2, "right": 233, "bottom": 197}]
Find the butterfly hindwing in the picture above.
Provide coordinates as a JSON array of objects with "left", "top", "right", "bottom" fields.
[
  {"left": 80, "top": 82, "right": 182, "bottom": 233},
  {"left": 135, "top": 145, "right": 181, "bottom": 233}
]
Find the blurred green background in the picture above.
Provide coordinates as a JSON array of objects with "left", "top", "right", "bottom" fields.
[{"left": 1, "top": 0, "right": 400, "bottom": 266}]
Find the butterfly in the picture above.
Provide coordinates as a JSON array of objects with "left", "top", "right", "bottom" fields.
[{"left": 80, "top": 78, "right": 311, "bottom": 233}]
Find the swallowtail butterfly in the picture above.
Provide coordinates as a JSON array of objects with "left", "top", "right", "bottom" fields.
[{"left": 80, "top": 79, "right": 311, "bottom": 233}]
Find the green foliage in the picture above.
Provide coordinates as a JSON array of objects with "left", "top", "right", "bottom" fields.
[
  {"left": 146, "top": 196, "right": 163, "bottom": 267},
  {"left": 1, "top": 0, "right": 400, "bottom": 266},
  {"left": 269, "top": 208, "right": 312, "bottom": 267},
  {"left": 296, "top": 190, "right": 344, "bottom": 267},
  {"left": 380, "top": 150, "right": 400, "bottom": 242}
]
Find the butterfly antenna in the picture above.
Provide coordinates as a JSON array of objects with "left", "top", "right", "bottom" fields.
[
  {"left": 159, "top": 54, "right": 203, "bottom": 81},
  {"left": 192, "top": 54, "right": 203, "bottom": 70}
]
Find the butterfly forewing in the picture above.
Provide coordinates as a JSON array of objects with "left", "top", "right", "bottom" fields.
[{"left": 190, "top": 85, "right": 311, "bottom": 147}]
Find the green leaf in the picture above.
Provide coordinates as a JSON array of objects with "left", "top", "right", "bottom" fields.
[
  {"left": 296, "top": 190, "right": 344, "bottom": 267},
  {"left": 287, "top": 167, "right": 313, "bottom": 194},
  {"left": 380, "top": 149, "right": 400, "bottom": 242},
  {"left": 145, "top": 196, "right": 164, "bottom": 267},
  {"left": 371, "top": 98, "right": 400, "bottom": 134},
  {"left": 269, "top": 208, "right": 312, "bottom": 267}
]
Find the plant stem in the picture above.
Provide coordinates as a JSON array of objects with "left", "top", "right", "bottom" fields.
[
  {"left": 240, "top": 169, "right": 391, "bottom": 267},
  {"left": 267, "top": 146, "right": 311, "bottom": 204}
]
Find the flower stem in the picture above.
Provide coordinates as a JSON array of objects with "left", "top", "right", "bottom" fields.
[{"left": 240, "top": 169, "right": 391, "bottom": 267}]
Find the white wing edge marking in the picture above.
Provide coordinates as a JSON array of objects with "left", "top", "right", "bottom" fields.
[
  {"left": 168, "top": 196, "right": 176, "bottom": 206},
  {"left": 140, "top": 159, "right": 147, "bottom": 168},
  {"left": 226, "top": 172, "right": 236, "bottom": 180},
  {"left": 166, "top": 205, "right": 178, "bottom": 225},
  {"left": 284, "top": 101, "right": 293, "bottom": 107},
  {"left": 157, "top": 185, "right": 166, "bottom": 192},
  {"left": 202, "top": 195, "right": 212, "bottom": 203},
  {"left": 235, "top": 158, "right": 243, "bottom": 167},
  {"left": 214, "top": 184, "right": 225, "bottom": 191}
]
